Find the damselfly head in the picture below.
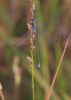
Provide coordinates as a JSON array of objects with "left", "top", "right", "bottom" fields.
[{"left": 37, "top": 63, "right": 40, "bottom": 69}]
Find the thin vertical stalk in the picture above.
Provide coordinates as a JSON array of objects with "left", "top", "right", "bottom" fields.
[
  {"left": 28, "top": 23, "right": 35, "bottom": 100},
  {"left": 27, "top": 0, "right": 35, "bottom": 100}
]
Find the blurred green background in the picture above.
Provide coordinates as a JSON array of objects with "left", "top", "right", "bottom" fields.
[{"left": 0, "top": 0, "right": 71, "bottom": 100}]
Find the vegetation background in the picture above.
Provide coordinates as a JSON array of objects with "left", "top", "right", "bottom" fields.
[{"left": 0, "top": 0, "right": 71, "bottom": 100}]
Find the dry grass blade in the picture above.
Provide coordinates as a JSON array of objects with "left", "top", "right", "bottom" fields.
[
  {"left": 0, "top": 91, "right": 5, "bottom": 100},
  {"left": 46, "top": 33, "right": 71, "bottom": 100},
  {"left": 0, "top": 83, "right": 5, "bottom": 100}
]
